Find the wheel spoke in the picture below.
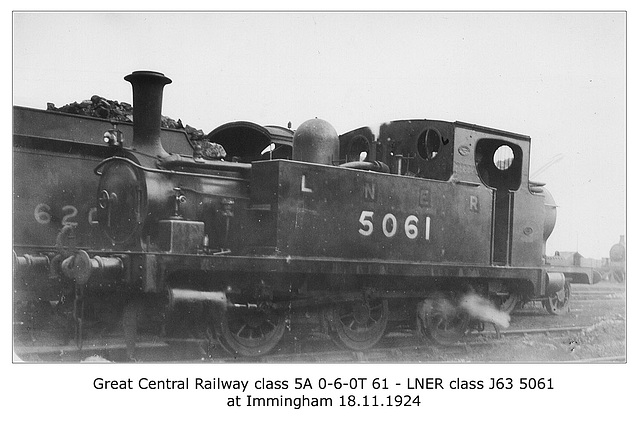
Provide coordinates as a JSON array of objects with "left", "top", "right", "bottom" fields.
[{"left": 235, "top": 323, "right": 248, "bottom": 338}]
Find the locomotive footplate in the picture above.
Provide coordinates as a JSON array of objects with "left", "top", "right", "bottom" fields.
[{"left": 131, "top": 253, "right": 548, "bottom": 297}]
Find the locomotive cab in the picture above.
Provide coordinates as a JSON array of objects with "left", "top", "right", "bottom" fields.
[{"left": 377, "top": 120, "right": 455, "bottom": 180}]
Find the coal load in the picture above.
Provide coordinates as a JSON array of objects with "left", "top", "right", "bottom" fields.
[{"left": 47, "top": 95, "right": 225, "bottom": 159}]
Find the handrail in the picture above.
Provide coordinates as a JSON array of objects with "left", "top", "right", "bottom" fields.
[{"left": 94, "top": 156, "right": 250, "bottom": 182}]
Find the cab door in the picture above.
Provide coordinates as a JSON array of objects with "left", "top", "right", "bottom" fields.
[
  {"left": 492, "top": 187, "right": 513, "bottom": 265},
  {"left": 475, "top": 140, "right": 523, "bottom": 266}
]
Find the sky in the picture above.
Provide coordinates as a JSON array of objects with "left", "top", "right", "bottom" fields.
[{"left": 11, "top": 11, "right": 627, "bottom": 259}]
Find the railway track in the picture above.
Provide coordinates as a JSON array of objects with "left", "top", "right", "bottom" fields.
[
  {"left": 570, "top": 284, "right": 625, "bottom": 301},
  {"left": 14, "top": 282, "right": 626, "bottom": 363},
  {"left": 13, "top": 323, "right": 617, "bottom": 363},
  {"left": 255, "top": 325, "right": 599, "bottom": 363}
]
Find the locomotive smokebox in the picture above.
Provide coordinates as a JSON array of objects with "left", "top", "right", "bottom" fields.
[
  {"left": 124, "top": 71, "right": 172, "bottom": 158},
  {"left": 293, "top": 118, "right": 339, "bottom": 165}
]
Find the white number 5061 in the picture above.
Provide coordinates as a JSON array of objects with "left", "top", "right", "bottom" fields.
[{"left": 358, "top": 210, "right": 431, "bottom": 240}]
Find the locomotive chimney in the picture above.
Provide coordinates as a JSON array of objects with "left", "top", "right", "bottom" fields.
[{"left": 124, "top": 70, "right": 172, "bottom": 158}]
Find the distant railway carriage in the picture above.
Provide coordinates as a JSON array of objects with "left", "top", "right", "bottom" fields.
[
  {"left": 544, "top": 235, "right": 626, "bottom": 285},
  {"left": 14, "top": 71, "right": 571, "bottom": 358}
]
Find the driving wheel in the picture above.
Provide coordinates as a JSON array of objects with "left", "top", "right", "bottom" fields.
[
  {"left": 496, "top": 291, "right": 522, "bottom": 313},
  {"left": 329, "top": 298, "right": 389, "bottom": 351},
  {"left": 418, "top": 297, "right": 470, "bottom": 345},
  {"left": 216, "top": 304, "right": 285, "bottom": 357},
  {"left": 544, "top": 280, "right": 571, "bottom": 315}
]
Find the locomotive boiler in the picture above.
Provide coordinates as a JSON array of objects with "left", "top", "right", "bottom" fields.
[{"left": 14, "top": 70, "right": 570, "bottom": 358}]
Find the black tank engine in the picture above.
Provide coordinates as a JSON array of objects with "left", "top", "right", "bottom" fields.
[{"left": 14, "top": 71, "right": 569, "bottom": 357}]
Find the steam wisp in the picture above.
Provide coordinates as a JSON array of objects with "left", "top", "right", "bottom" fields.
[{"left": 459, "top": 292, "right": 511, "bottom": 328}]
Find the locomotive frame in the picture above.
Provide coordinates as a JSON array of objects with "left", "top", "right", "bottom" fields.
[{"left": 13, "top": 71, "right": 571, "bottom": 359}]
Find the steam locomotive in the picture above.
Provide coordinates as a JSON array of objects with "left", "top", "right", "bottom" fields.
[
  {"left": 13, "top": 71, "right": 570, "bottom": 358},
  {"left": 608, "top": 235, "right": 626, "bottom": 283}
]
